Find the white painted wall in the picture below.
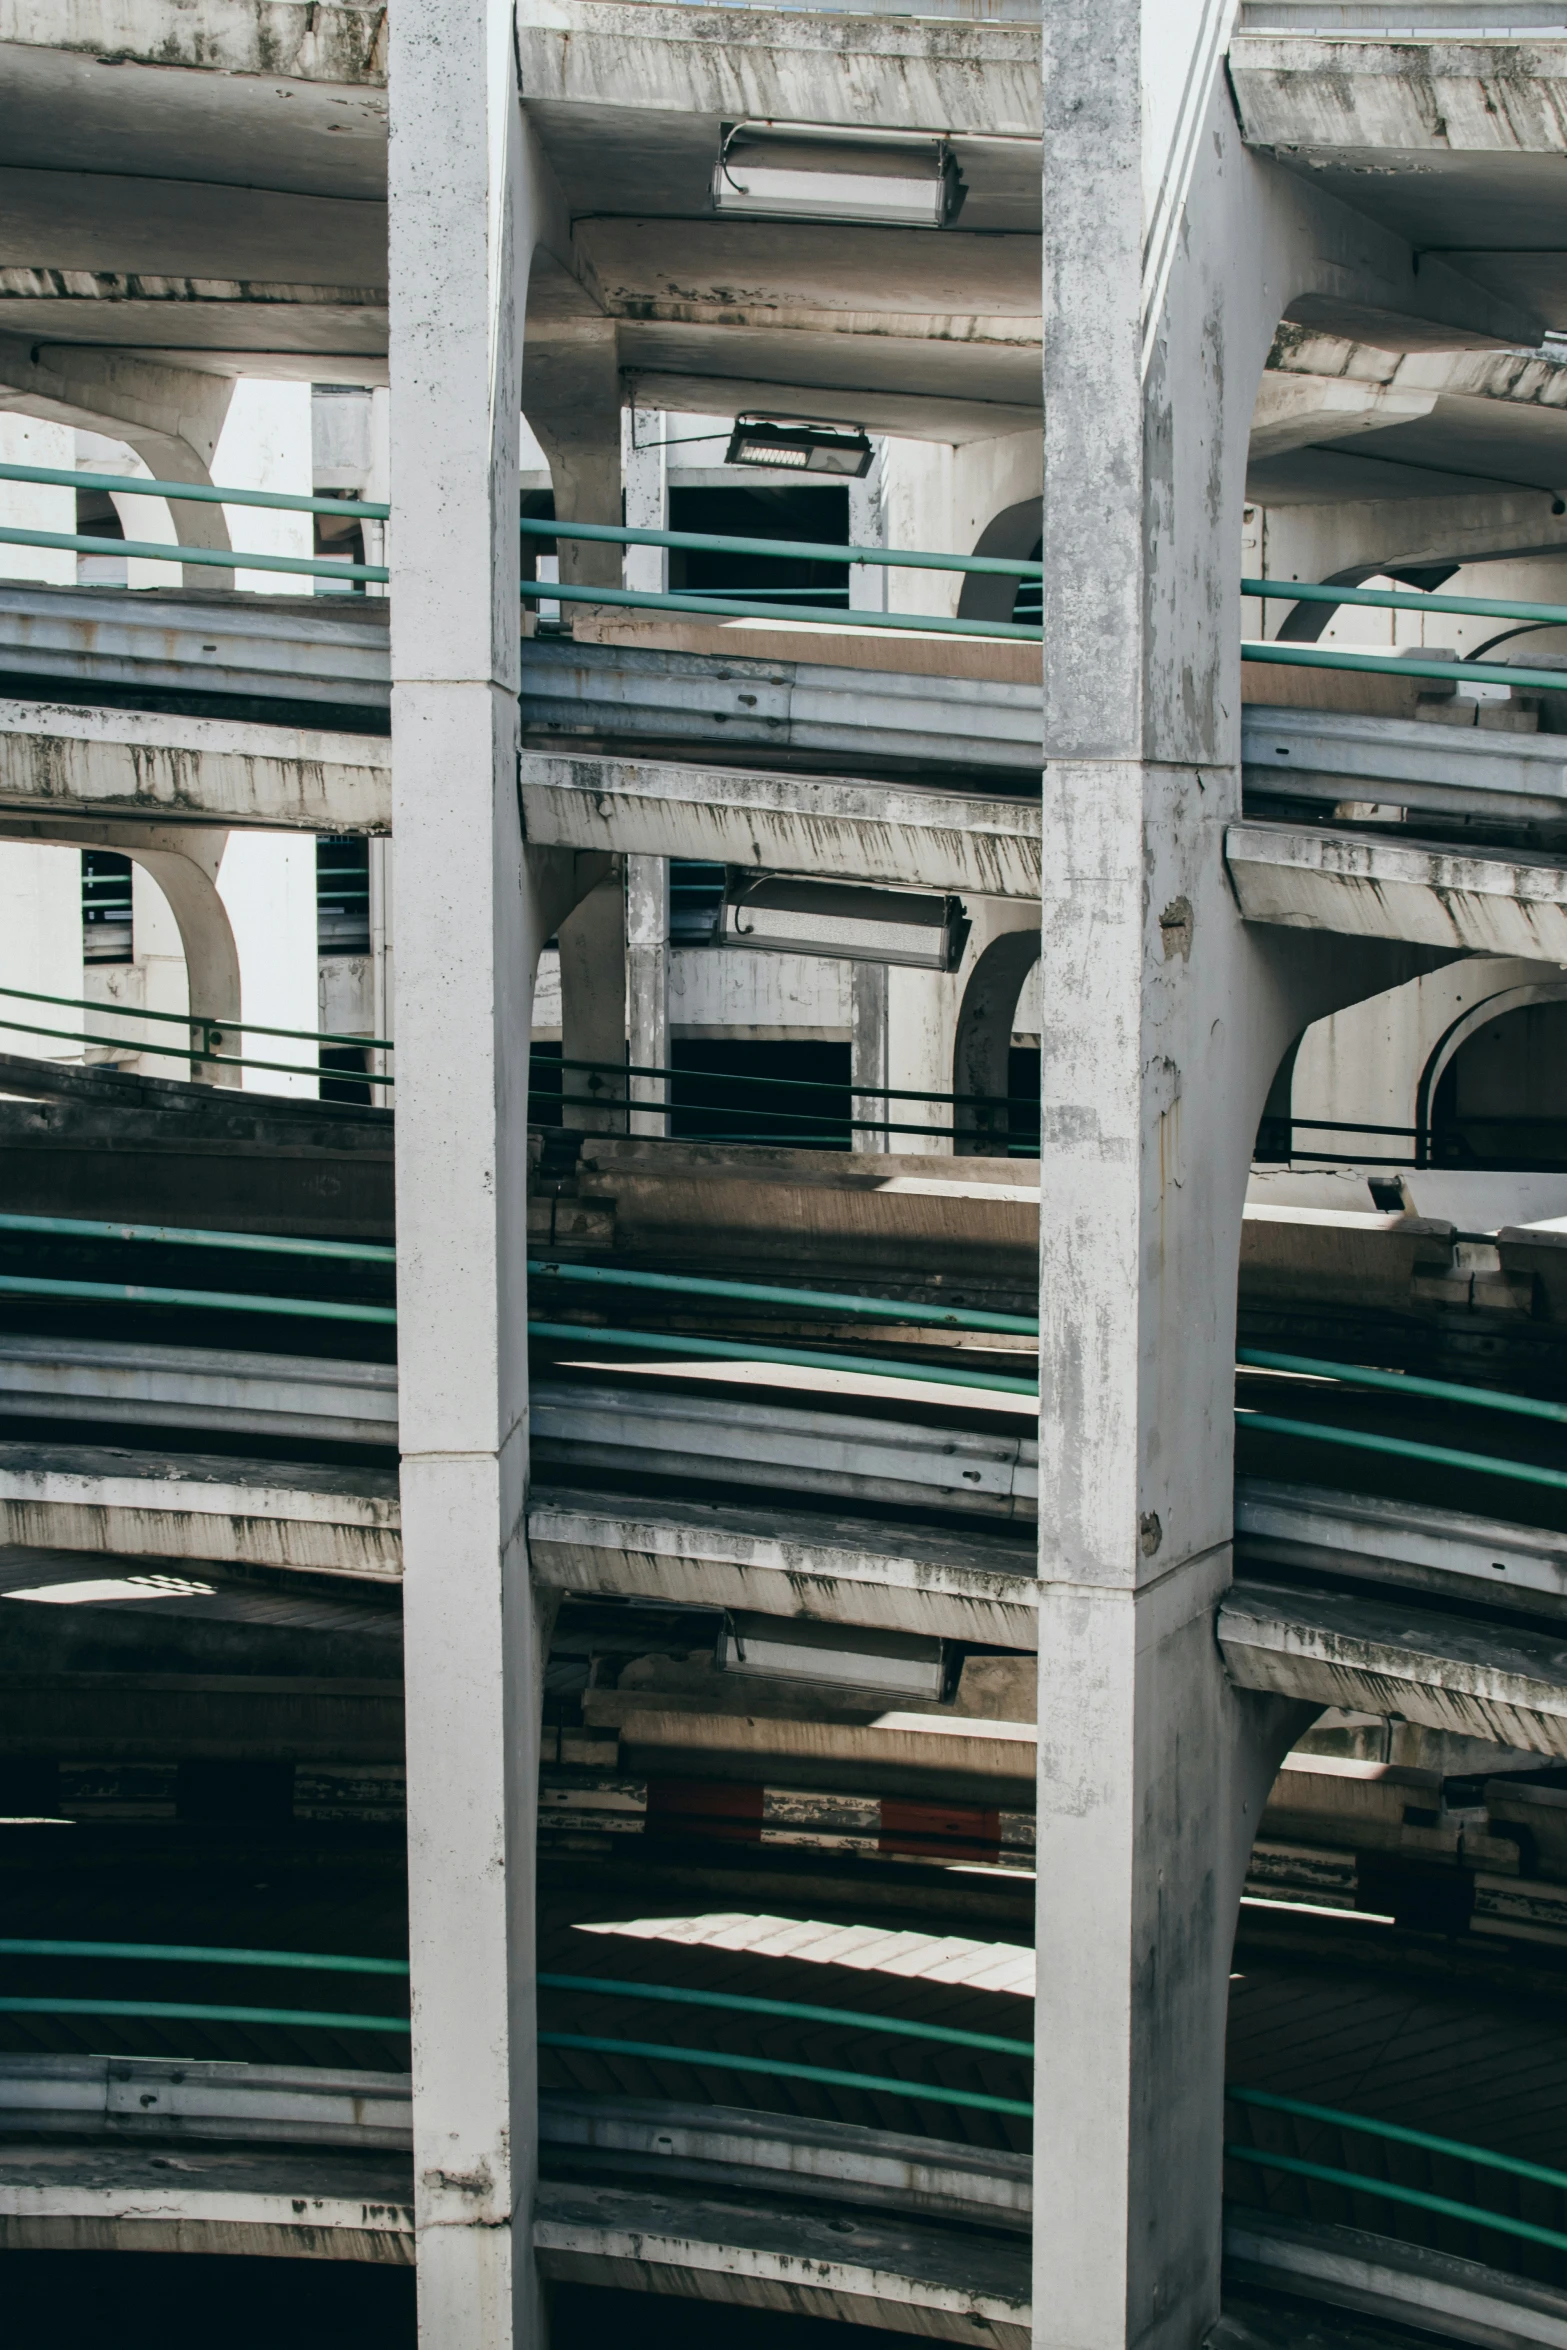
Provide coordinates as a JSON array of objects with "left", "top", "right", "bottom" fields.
[
  {"left": 879, "top": 428, "right": 1041, "bottom": 619},
  {"left": 214, "top": 380, "right": 314, "bottom": 593},
  {"left": 0, "top": 413, "right": 73, "bottom": 582},
  {"left": 0, "top": 837, "right": 81, "bottom": 1065},
  {"left": 218, "top": 831, "right": 320, "bottom": 1096},
  {"left": 0, "top": 418, "right": 82, "bottom": 1060}
]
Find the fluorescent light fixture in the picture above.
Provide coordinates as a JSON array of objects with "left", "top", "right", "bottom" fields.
[
  {"left": 720, "top": 1610, "right": 945, "bottom": 1700},
  {"left": 719, "top": 872, "right": 971, "bottom": 972},
  {"left": 713, "top": 122, "right": 965, "bottom": 230},
  {"left": 724, "top": 413, "right": 874, "bottom": 477}
]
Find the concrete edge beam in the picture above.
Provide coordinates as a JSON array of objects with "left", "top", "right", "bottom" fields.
[
  {"left": 0, "top": 1458, "right": 402, "bottom": 1579},
  {"left": 1220, "top": 1576, "right": 1567, "bottom": 1754},
  {"left": 0, "top": 699, "right": 390, "bottom": 833},
  {"left": 533, "top": 2179, "right": 1031, "bottom": 2347},
  {"left": 1222, "top": 2205, "right": 1567, "bottom": 2350},
  {"left": 1225, "top": 820, "right": 1567, "bottom": 956},
  {"left": 519, "top": 752, "right": 1042, "bottom": 897},
  {"left": 1235, "top": 1476, "right": 1567, "bottom": 1616},
  {"left": 528, "top": 1489, "right": 1041, "bottom": 1646}
]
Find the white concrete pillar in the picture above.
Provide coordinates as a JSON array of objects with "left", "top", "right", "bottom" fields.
[
  {"left": 216, "top": 831, "right": 319, "bottom": 1098},
  {"left": 558, "top": 868, "right": 627, "bottom": 1132},
  {"left": 213, "top": 382, "right": 314, "bottom": 594},
  {"left": 850, "top": 961, "right": 890, "bottom": 1149},
  {"left": 847, "top": 448, "right": 887, "bottom": 615},
  {"left": 0, "top": 836, "right": 81, "bottom": 1063},
  {"left": 388, "top": 2, "right": 547, "bottom": 2343},
  {"left": 622, "top": 406, "right": 667, "bottom": 595},
  {"left": 626, "top": 854, "right": 669, "bottom": 1136}
]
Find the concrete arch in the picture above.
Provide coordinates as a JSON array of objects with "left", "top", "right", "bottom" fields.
[
  {"left": 951, "top": 925, "right": 1039, "bottom": 1154},
  {"left": 1417, "top": 976, "right": 1567, "bottom": 1152},
  {"left": 0, "top": 816, "right": 242, "bottom": 1085},
  {"left": 956, "top": 498, "right": 1041, "bottom": 627}
]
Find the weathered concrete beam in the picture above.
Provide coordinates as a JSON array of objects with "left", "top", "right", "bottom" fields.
[
  {"left": 533, "top": 2179, "right": 1031, "bottom": 2349},
  {"left": 1230, "top": 33, "right": 1567, "bottom": 155},
  {"left": 0, "top": 1, "right": 388, "bottom": 83},
  {"left": 1226, "top": 818, "right": 1567, "bottom": 956},
  {"left": 529, "top": 1487, "right": 1040, "bottom": 1646},
  {"left": 1222, "top": 2204, "right": 1567, "bottom": 2350},
  {"left": 0, "top": 1335, "right": 397, "bottom": 1450},
  {"left": 1242, "top": 703, "right": 1567, "bottom": 823},
  {"left": 0, "top": 2054, "right": 411, "bottom": 2152},
  {"left": 0, "top": 1442, "right": 400, "bottom": 1578},
  {"left": 1220, "top": 1576, "right": 1567, "bottom": 1753},
  {"left": 0, "top": 2144, "right": 413, "bottom": 2262},
  {"left": 518, "top": 2, "right": 1039, "bottom": 137},
  {"left": 519, "top": 752, "right": 1041, "bottom": 897},
  {"left": 0, "top": 699, "right": 390, "bottom": 831}
]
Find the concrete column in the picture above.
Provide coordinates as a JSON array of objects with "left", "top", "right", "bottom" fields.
[
  {"left": 1033, "top": 10, "right": 1456, "bottom": 2345},
  {"left": 622, "top": 407, "right": 667, "bottom": 595},
  {"left": 848, "top": 449, "right": 887, "bottom": 615},
  {"left": 558, "top": 867, "right": 627, "bottom": 1132},
  {"left": 367, "top": 834, "right": 394, "bottom": 1095},
  {"left": 388, "top": 0, "right": 547, "bottom": 2341},
  {"left": 626, "top": 854, "right": 669, "bottom": 1137},
  {"left": 850, "top": 961, "right": 889, "bottom": 1150},
  {"left": 524, "top": 297, "right": 622, "bottom": 592}
]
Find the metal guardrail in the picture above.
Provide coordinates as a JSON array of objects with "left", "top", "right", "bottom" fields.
[{"left": 0, "top": 980, "right": 393, "bottom": 1087}]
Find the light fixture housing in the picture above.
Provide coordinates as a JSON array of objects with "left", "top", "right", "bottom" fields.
[
  {"left": 724, "top": 414, "right": 874, "bottom": 477},
  {"left": 719, "top": 1610, "right": 946, "bottom": 1702},
  {"left": 719, "top": 873, "right": 971, "bottom": 973},
  {"left": 712, "top": 122, "right": 966, "bottom": 230}
]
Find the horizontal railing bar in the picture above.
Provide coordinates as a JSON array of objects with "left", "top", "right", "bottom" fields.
[
  {"left": 1237, "top": 1407, "right": 1567, "bottom": 1491},
  {"left": 528, "top": 1318, "right": 1038, "bottom": 1394},
  {"left": 537, "top": 1049, "right": 1033, "bottom": 1114},
  {"left": 523, "top": 515, "right": 1042, "bottom": 579},
  {"left": 1225, "top": 2145, "right": 1567, "bottom": 2255},
  {"left": 539, "top": 2031, "right": 1032, "bottom": 2118},
  {"left": 1243, "top": 575, "right": 1567, "bottom": 628},
  {"left": 1239, "top": 1348, "right": 1567, "bottom": 1425},
  {"left": 538, "top": 1973, "right": 1033, "bottom": 2056},
  {"left": 0, "top": 1214, "right": 394, "bottom": 1264},
  {"left": 0, "top": 1995, "right": 408, "bottom": 2032},
  {"left": 1241, "top": 640, "right": 1567, "bottom": 694},
  {"left": 0, "top": 980, "right": 391, "bottom": 1053},
  {"left": 0, "top": 1011, "right": 390, "bottom": 1086},
  {"left": 1230, "top": 2087, "right": 1567, "bottom": 2193},
  {"left": 0, "top": 1272, "right": 396, "bottom": 1324},
  {"left": 0, "top": 524, "right": 387, "bottom": 584},
  {"left": 0, "top": 462, "right": 390, "bottom": 522},
  {"left": 0, "top": 1937, "right": 407, "bottom": 1974},
  {"left": 528, "top": 1258, "right": 1038, "bottom": 1335},
  {"left": 522, "top": 578, "right": 1040, "bottom": 641}
]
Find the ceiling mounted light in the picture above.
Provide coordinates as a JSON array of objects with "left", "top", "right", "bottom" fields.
[
  {"left": 712, "top": 121, "right": 966, "bottom": 230},
  {"left": 719, "top": 873, "right": 970, "bottom": 973},
  {"left": 724, "top": 414, "right": 874, "bottom": 477},
  {"left": 719, "top": 1610, "right": 946, "bottom": 1701}
]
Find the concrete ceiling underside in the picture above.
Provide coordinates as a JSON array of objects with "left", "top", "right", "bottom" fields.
[{"left": 1249, "top": 387, "right": 1567, "bottom": 504}]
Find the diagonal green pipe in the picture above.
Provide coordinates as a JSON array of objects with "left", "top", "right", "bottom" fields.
[{"left": 1238, "top": 1348, "right": 1567, "bottom": 1425}]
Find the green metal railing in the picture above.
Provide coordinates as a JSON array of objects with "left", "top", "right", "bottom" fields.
[
  {"left": 0, "top": 1936, "right": 409, "bottom": 2036},
  {"left": 0, "top": 980, "right": 393, "bottom": 1087},
  {"left": 1241, "top": 572, "right": 1567, "bottom": 694},
  {"left": 1228, "top": 2086, "right": 1567, "bottom": 2256},
  {"left": 531, "top": 1048, "right": 1038, "bottom": 1148},
  {"left": 1238, "top": 1347, "right": 1567, "bottom": 1427},
  {"left": 528, "top": 1256, "right": 1037, "bottom": 1335}
]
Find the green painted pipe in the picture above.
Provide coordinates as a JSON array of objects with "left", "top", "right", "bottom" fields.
[
  {"left": 0, "top": 978, "right": 392, "bottom": 1053},
  {"left": 0, "top": 1996, "right": 408, "bottom": 2032},
  {"left": 0, "top": 524, "right": 387, "bottom": 585},
  {"left": 528, "top": 1319, "right": 1038, "bottom": 1395},
  {"left": 1225, "top": 2145, "right": 1567, "bottom": 2255},
  {"left": 0, "top": 1216, "right": 394, "bottom": 1265},
  {"left": 1237, "top": 1407, "right": 1567, "bottom": 1492},
  {"left": 1238, "top": 1348, "right": 1567, "bottom": 1426},
  {"left": 1230, "top": 2085, "right": 1567, "bottom": 2191},
  {"left": 1241, "top": 640, "right": 1567, "bottom": 695},
  {"left": 0, "top": 1937, "right": 407, "bottom": 1974},
  {"left": 539, "top": 2031, "right": 1032, "bottom": 2118},
  {"left": 0, "top": 462, "right": 389, "bottom": 522},
  {"left": 522, "top": 579, "right": 1039, "bottom": 642},
  {"left": 1243, "top": 575, "right": 1567, "bottom": 628},
  {"left": 539, "top": 1972, "right": 1032, "bottom": 2057},
  {"left": 0, "top": 1272, "right": 395, "bottom": 1325},
  {"left": 523, "top": 514, "right": 1041, "bottom": 579},
  {"left": 528, "top": 1260, "right": 1038, "bottom": 1337}
]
